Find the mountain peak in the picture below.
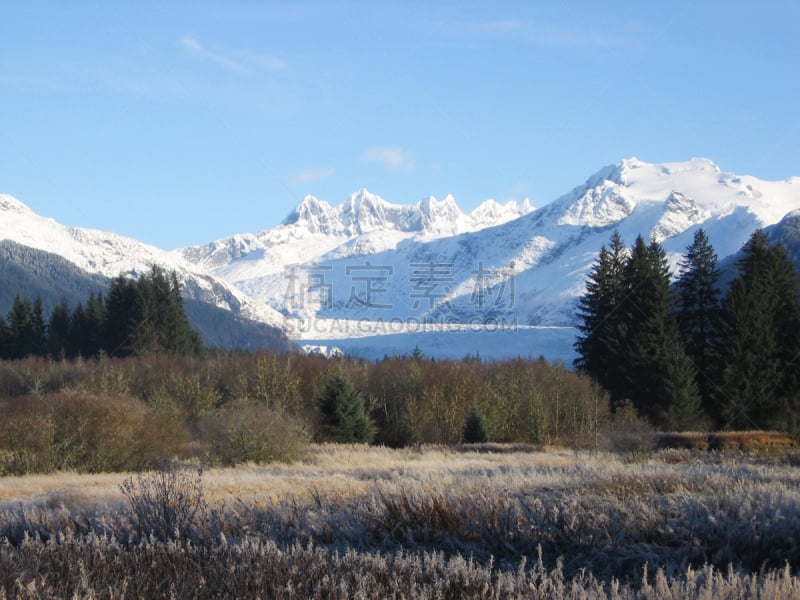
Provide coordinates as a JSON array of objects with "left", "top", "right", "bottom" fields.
[
  {"left": 341, "top": 189, "right": 394, "bottom": 234},
  {"left": 282, "top": 195, "right": 336, "bottom": 233},
  {"left": 470, "top": 198, "right": 534, "bottom": 226},
  {"left": 416, "top": 194, "right": 465, "bottom": 234},
  {"left": 0, "top": 194, "right": 32, "bottom": 214}
]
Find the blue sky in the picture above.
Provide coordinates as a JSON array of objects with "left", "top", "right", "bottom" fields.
[{"left": 2, "top": 1, "right": 799, "bottom": 249}]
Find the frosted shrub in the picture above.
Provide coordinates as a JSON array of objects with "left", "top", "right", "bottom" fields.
[{"left": 119, "top": 459, "right": 206, "bottom": 541}]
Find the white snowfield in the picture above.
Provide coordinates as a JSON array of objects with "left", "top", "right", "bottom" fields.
[{"left": 3, "top": 157, "right": 800, "bottom": 361}]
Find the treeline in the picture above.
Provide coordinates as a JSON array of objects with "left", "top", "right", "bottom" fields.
[
  {"left": 0, "top": 265, "right": 203, "bottom": 360},
  {"left": 575, "top": 228, "right": 800, "bottom": 433},
  {"left": 0, "top": 351, "right": 609, "bottom": 474}
]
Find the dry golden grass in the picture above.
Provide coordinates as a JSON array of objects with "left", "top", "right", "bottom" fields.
[
  {"left": 656, "top": 430, "right": 799, "bottom": 451},
  {"left": 0, "top": 444, "right": 585, "bottom": 512}
]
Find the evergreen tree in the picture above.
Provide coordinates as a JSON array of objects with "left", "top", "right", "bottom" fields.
[
  {"left": 69, "top": 292, "right": 107, "bottom": 358},
  {"left": 30, "top": 297, "right": 47, "bottom": 357},
  {"left": 462, "top": 406, "right": 489, "bottom": 443},
  {"left": 577, "top": 232, "right": 710, "bottom": 428},
  {"left": 70, "top": 302, "right": 90, "bottom": 358},
  {"left": 675, "top": 228, "right": 721, "bottom": 407},
  {"left": 659, "top": 332, "right": 704, "bottom": 431},
  {"left": 47, "top": 297, "right": 72, "bottom": 359},
  {"left": 767, "top": 243, "right": 800, "bottom": 422},
  {"left": 165, "top": 270, "right": 202, "bottom": 355},
  {"left": 6, "top": 295, "right": 31, "bottom": 359},
  {"left": 86, "top": 292, "right": 107, "bottom": 357},
  {"left": 317, "top": 372, "right": 373, "bottom": 443},
  {"left": 615, "top": 236, "right": 676, "bottom": 421},
  {"left": 104, "top": 275, "right": 137, "bottom": 357},
  {"left": 115, "top": 266, "right": 203, "bottom": 357},
  {"left": 90, "top": 266, "right": 202, "bottom": 358},
  {"left": 715, "top": 230, "right": 800, "bottom": 430},
  {"left": 131, "top": 265, "right": 168, "bottom": 355},
  {"left": 6, "top": 295, "right": 46, "bottom": 358},
  {"left": 574, "top": 230, "right": 628, "bottom": 393}
]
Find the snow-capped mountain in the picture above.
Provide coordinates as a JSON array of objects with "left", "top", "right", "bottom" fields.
[
  {"left": 0, "top": 193, "right": 285, "bottom": 329},
  {"left": 177, "top": 158, "right": 800, "bottom": 361},
  {"left": 5, "top": 156, "right": 799, "bottom": 361},
  {"left": 179, "top": 189, "right": 533, "bottom": 278}
]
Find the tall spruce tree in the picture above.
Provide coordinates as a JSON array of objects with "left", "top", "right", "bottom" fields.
[
  {"left": 675, "top": 229, "right": 721, "bottom": 408},
  {"left": 618, "top": 236, "right": 701, "bottom": 427},
  {"left": 767, "top": 243, "right": 800, "bottom": 427},
  {"left": 84, "top": 292, "right": 107, "bottom": 357},
  {"left": 574, "top": 230, "right": 628, "bottom": 393},
  {"left": 6, "top": 295, "right": 46, "bottom": 359},
  {"left": 128, "top": 266, "right": 202, "bottom": 356},
  {"left": 47, "top": 297, "right": 72, "bottom": 359},
  {"left": 616, "top": 236, "right": 674, "bottom": 418},
  {"left": 104, "top": 275, "right": 137, "bottom": 356},
  {"left": 715, "top": 230, "right": 800, "bottom": 430},
  {"left": 102, "top": 266, "right": 202, "bottom": 357},
  {"left": 577, "top": 232, "right": 705, "bottom": 427},
  {"left": 30, "top": 297, "right": 47, "bottom": 357},
  {"left": 164, "top": 270, "right": 202, "bottom": 355}
]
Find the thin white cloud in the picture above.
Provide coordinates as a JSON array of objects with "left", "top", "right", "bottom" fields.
[
  {"left": 180, "top": 36, "right": 288, "bottom": 74},
  {"left": 181, "top": 36, "right": 247, "bottom": 73},
  {"left": 286, "top": 167, "right": 334, "bottom": 186},
  {"left": 244, "top": 52, "right": 289, "bottom": 71},
  {"left": 361, "top": 146, "right": 414, "bottom": 172}
]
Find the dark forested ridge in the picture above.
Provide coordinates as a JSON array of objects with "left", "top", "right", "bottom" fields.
[
  {"left": 183, "top": 299, "right": 293, "bottom": 353},
  {"left": 0, "top": 240, "right": 108, "bottom": 314},
  {"left": 0, "top": 241, "right": 291, "bottom": 352}
]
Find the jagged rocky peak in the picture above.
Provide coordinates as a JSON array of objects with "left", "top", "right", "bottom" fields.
[
  {"left": 651, "top": 191, "right": 706, "bottom": 243},
  {"left": 665, "top": 190, "right": 697, "bottom": 212},
  {"left": 583, "top": 161, "right": 631, "bottom": 189},
  {"left": 340, "top": 188, "right": 397, "bottom": 234},
  {"left": 556, "top": 181, "right": 634, "bottom": 228},
  {"left": 470, "top": 198, "right": 534, "bottom": 223},
  {"left": 283, "top": 195, "right": 334, "bottom": 225},
  {"left": 419, "top": 194, "right": 462, "bottom": 221}
]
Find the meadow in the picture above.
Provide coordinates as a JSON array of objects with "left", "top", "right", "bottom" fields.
[{"left": 1, "top": 444, "right": 800, "bottom": 598}]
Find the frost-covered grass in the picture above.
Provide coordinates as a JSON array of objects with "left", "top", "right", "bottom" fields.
[{"left": 2, "top": 445, "right": 800, "bottom": 598}]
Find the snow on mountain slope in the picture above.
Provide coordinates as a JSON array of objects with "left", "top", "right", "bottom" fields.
[
  {"left": 6, "top": 156, "right": 798, "bottom": 361},
  {"left": 178, "top": 189, "right": 534, "bottom": 283},
  {"left": 0, "top": 194, "right": 285, "bottom": 328},
  {"left": 177, "top": 158, "right": 800, "bottom": 350}
]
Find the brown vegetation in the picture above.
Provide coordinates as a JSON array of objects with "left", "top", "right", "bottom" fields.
[
  {"left": 656, "top": 430, "right": 799, "bottom": 452},
  {"left": 1, "top": 446, "right": 800, "bottom": 597},
  {"left": 0, "top": 353, "right": 610, "bottom": 475},
  {"left": 2, "top": 351, "right": 800, "bottom": 596}
]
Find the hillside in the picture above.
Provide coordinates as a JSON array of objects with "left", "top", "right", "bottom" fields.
[{"left": 0, "top": 241, "right": 292, "bottom": 352}]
